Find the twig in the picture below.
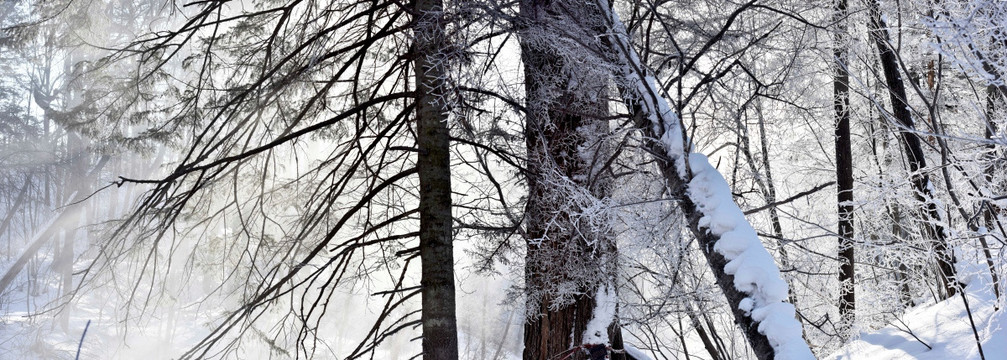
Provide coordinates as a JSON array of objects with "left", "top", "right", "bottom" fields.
[
  {"left": 892, "top": 317, "right": 931, "bottom": 350},
  {"left": 75, "top": 320, "right": 92, "bottom": 360},
  {"left": 744, "top": 182, "right": 836, "bottom": 215}
]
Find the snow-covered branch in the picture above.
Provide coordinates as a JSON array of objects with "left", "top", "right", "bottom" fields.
[{"left": 595, "top": 2, "right": 814, "bottom": 359}]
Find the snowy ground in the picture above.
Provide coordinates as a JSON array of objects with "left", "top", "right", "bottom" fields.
[{"left": 828, "top": 282, "right": 1006, "bottom": 360}]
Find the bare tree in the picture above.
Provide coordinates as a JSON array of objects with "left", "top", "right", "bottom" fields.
[
  {"left": 833, "top": 0, "right": 855, "bottom": 332},
  {"left": 865, "top": 0, "right": 958, "bottom": 299}
]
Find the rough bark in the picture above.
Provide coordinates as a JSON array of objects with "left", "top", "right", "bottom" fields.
[
  {"left": 414, "top": 0, "right": 459, "bottom": 357},
  {"left": 982, "top": 26, "right": 1006, "bottom": 302},
  {"left": 518, "top": 0, "right": 621, "bottom": 358},
  {"left": 833, "top": 0, "right": 856, "bottom": 331},
  {"left": 866, "top": 0, "right": 958, "bottom": 298}
]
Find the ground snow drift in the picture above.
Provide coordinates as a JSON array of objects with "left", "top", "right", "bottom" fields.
[{"left": 828, "top": 283, "right": 1006, "bottom": 360}]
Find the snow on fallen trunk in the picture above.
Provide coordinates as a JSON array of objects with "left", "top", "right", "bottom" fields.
[
  {"left": 688, "top": 153, "right": 809, "bottom": 359},
  {"left": 595, "top": 1, "right": 814, "bottom": 359}
]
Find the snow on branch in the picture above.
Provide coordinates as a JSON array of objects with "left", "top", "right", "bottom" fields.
[{"left": 595, "top": 1, "right": 814, "bottom": 359}]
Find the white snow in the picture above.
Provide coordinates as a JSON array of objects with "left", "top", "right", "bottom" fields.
[
  {"left": 582, "top": 283, "right": 616, "bottom": 345},
  {"left": 624, "top": 343, "right": 654, "bottom": 360},
  {"left": 688, "top": 153, "right": 810, "bottom": 359},
  {"left": 827, "top": 282, "right": 1004, "bottom": 360}
]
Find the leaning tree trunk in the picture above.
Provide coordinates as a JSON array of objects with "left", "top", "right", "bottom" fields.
[
  {"left": 596, "top": 2, "right": 814, "bottom": 358},
  {"left": 518, "top": 0, "right": 624, "bottom": 359},
  {"left": 833, "top": 0, "right": 856, "bottom": 332},
  {"left": 0, "top": 156, "right": 109, "bottom": 297},
  {"left": 414, "top": 0, "right": 459, "bottom": 358},
  {"left": 866, "top": 0, "right": 958, "bottom": 299}
]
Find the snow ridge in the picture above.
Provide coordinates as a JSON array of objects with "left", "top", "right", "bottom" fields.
[{"left": 688, "top": 153, "right": 810, "bottom": 359}]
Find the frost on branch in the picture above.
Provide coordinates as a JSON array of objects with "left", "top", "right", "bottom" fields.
[{"left": 596, "top": 1, "right": 814, "bottom": 358}]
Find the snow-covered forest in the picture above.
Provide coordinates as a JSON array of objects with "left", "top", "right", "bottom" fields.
[{"left": 0, "top": 0, "right": 1005, "bottom": 358}]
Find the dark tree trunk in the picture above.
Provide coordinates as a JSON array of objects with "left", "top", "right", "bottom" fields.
[
  {"left": 866, "top": 0, "right": 958, "bottom": 298},
  {"left": 982, "top": 24, "right": 1007, "bottom": 301},
  {"left": 518, "top": 0, "right": 621, "bottom": 358},
  {"left": 414, "top": 0, "right": 459, "bottom": 357},
  {"left": 833, "top": 0, "right": 856, "bottom": 331}
]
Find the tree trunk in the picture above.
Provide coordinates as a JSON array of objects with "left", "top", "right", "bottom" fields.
[
  {"left": 518, "top": 0, "right": 622, "bottom": 358},
  {"left": 597, "top": 3, "right": 813, "bottom": 357},
  {"left": 982, "top": 24, "right": 1006, "bottom": 301},
  {"left": 0, "top": 174, "right": 32, "bottom": 246},
  {"left": 413, "top": 0, "right": 459, "bottom": 357},
  {"left": 0, "top": 156, "right": 109, "bottom": 297},
  {"left": 866, "top": 0, "right": 958, "bottom": 298},
  {"left": 833, "top": 0, "right": 856, "bottom": 332}
]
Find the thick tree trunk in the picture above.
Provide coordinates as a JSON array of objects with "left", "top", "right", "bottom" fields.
[
  {"left": 866, "top": 0, "right": 958, "bottom": 298},
  {"left": 414, "top": 0, "right": 459, "bottom": 357},
  {"left": 518, "top": 0, "right": 622, "bottom": 358},
  {"left": 833, "top": 0, "right": 856, "bottom": 332},
  {"left": 982, "top": 25, "right": 1006, "bottom": 300}
]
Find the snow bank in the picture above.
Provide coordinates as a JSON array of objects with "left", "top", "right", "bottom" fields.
[{"left": 827, "top": 282, "right": 1003, "bottom": 360}]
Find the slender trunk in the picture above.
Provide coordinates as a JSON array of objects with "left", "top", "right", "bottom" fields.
[
  {"left": 685, "top": 301, "right": 722, "bottom": 360},
  {"left": 739, "top": 106, "right": 805, "bottom": 328},
  {"left": 0, "top": 174, "right": 32, "bottom": 244},
  {"left": 833, "top": 0, "right": 856, "bottom": 332},
  {"left": 413, "top": 0, "right": 459, "bottom": 357},
  {"left": 866, "top": 0, "right": 958, "bottom": 298},
  {"left": 60, "top": 133, "right": 88, "bottom": 332}
]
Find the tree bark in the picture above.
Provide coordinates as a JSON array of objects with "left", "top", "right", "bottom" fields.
[
  {"left": 414, "top": 0, "right": 459, "bottom": 357},
  {"left": 518, "top": 0, "right": 622, "bottom": 358},
  {"left": 833, "top": 0, "right": 856, "bottom": 332},
  {"left": 982, "top": 23, "right": 1007, "bottom": 301}
]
